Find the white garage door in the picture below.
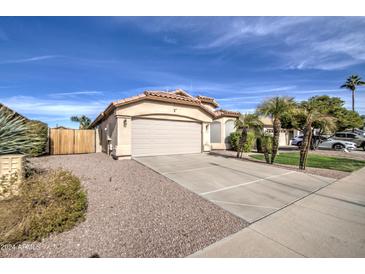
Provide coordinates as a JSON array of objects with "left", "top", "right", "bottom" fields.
[{"left": 132, "top": 118, "right": 202, "bottom": 157}]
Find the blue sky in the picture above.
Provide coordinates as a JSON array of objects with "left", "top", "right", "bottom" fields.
[{"left": 0, "top": 17, "right": 365, "bottom": 128}]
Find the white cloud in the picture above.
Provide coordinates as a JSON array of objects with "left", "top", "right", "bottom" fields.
[
  {"left": 0, "top": 55, "right": 60, "bottom": 64},
  {"left": 120, "top": 17, "right": 365, "bottom": 71},
  {"left": 163, "top": 36, "right": 177, "bottom": 44},
  {"left": 200, "top": 17, "right": 312, "bottom": 49},
  {"left": 0, "top": 96, "right": 107, "bottom": 119},
  {"left": 49, "top": 90, "right": 104, "bottom": 98}
]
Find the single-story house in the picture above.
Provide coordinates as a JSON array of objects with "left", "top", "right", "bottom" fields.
[
  {"left": 90, "top": 89, "right": 240, "bottom": 159},
  {"left": 90, "top": 89, "right": 297, "bottom": 159}
]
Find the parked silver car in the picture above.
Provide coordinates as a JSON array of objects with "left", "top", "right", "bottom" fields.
[
  {"left": 318, "top": 138, "right": 357, "bottom": 151},
  {"left": 332, "top": 132, "right": 365, "bottom": 150}
]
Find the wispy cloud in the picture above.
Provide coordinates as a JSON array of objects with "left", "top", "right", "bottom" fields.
[
  {"left": 49, "top": 90, "right": 104, "bottom": 98},
  {"left": 0, "top": 55, "right": 60, "bottom": 64},
  {"left": 120, "top": 17, "right": 365, "bottom": 71},
  {"left": 197, "top": 17, "right": 312, "bottom": 49},
  {"left": 0, "top": 95, "right": 107, "bottom": 120},
  {"left": 163, "top": 36, "right": 178, "bottom": 45}
]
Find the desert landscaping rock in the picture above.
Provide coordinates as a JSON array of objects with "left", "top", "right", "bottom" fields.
[{"left": 0, "top": 153, "right": 246, "bottom": 258}]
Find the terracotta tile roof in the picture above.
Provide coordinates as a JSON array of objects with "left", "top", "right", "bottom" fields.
[
  {"left": 214, "top": 109, "right": 240, "bottom": 118},
  {"left": 259, "top": 116, "right": 273, "bottom": 126},
  {"left": 91, "top": 89, "right": 240, "bottom": 127},
  {"left": 196, "top": 95, "right": 219, "bottom": 108},
  {"left": 143, "top": 91, "right": 201, "bottom": 105}
]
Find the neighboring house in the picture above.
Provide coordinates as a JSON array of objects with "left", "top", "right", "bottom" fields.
[
  {"left": 260, "top": 116, "right": 300, "bottom": 146},
  {"left": 91, "top": 89, "right": 239, "bottom": 159}
]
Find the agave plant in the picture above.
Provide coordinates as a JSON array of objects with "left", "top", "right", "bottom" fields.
[{"left": 0, "top": 106, "right": 43, "bottom": 155}]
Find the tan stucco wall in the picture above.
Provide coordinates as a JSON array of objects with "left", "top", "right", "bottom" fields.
[
  {"left": 201, "top": 102, "right": 216, "bottom": 112},
  {"left": 211, "top": 117, "right": 237, "bottom": 150},
  {"left": 98, "top": 111, "right": 117, "bottom": 155},
  {"left": 115, "top": 100, "right": 213, "bottom": 123},
  {"left": 202, "top": 122, "right": 211, "bottom": 152}
]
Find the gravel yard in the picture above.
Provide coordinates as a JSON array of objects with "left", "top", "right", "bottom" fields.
[{"left": 0, "top": 153, "right": 246, "bottom": 258}]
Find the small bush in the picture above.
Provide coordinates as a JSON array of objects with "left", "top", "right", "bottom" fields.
[
  {"left": 0, "top": 106, "right": 48, "bottom": 156},
  {"left": 229, "top": 131, "right": 241, "bottom": 151},
  {"left": 21, "top": 120, "right": 48, "bottom": 156},
  {"left": 0, "top": 170, "right": 87, "bottom": 245},
  {"left": 230, "top": 131, "right": 256, "bottom": 153},
  {"left": 242, "top": 131, "right": 256, "bottom": 153}
]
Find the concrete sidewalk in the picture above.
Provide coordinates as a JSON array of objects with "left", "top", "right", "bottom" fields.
[{"left": 191, "top": 167, "right": 365, "bottom": 258}]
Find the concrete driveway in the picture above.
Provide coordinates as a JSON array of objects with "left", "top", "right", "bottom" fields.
[
  {"left": 135, "top": 153, "right": 335, "bottom": 223},
  {"left": 191, "top": 165, "right": 365, "bottom": 257}
]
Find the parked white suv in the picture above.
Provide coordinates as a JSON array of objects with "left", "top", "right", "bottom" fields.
[
  {"left": 318, "top": 138, "right": 356, "bottom": 151},
  {"left": 291, "top": 135, "right": 357, "bottom": 151},
  {"left": 291, "top": 135, "right": 303, "bottom": 146}
]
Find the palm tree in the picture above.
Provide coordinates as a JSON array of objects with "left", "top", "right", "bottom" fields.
[
  {"left": 298, "top": 99, "right": 335, "bottom": 170},
  {"left": 70, "top": 115, "right": 92, "bottom": 129},
  {"left": 234, "top": 114, "right": 263, "bottom": 158},
  {"left": 256, "top": 96, "right": 295, "bottom": 164},
  {"left": 341, "top": 75, "right": 365, "bottom": 112}
]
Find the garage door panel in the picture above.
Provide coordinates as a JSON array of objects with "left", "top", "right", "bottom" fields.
[{"left": 132, "top": 118, "right": 202, "bottom": 157}]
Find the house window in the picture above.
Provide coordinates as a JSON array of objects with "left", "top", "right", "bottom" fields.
[
  {"left": 225, "top": 120, "right": 235, "bottom": 143},
  {"left": 210, "top": 121, "right": 221, "bottom": 143}
]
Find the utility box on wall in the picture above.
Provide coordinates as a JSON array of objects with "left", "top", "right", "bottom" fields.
[{"left": 0, "top": 154, "right": 25, "bottom": 200}]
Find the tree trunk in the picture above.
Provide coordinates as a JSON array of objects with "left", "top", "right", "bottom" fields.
[
  {"left": 236, "top": 127, "right": 248, "bottom": 158},
  {"left": 299, "top": 119, "right": 312, "bottom": 170},
  {"left": 270, "top": 117, "right": 280, "bottom": 164},
  {"left": 262, "top": 143, "right": 270, "bottom": 163},
  {"left": 312, "top": 128, "right": 322, "bottom": 150},
  {"left": 310, "top": 128, "right": 316, "bottom": 150},
  {"left": 352, "top": 89, "right": 355, "bottom": 112}
]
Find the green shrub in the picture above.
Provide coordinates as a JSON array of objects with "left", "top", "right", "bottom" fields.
[
  {"left": 0, "top": 106, "right": 48, "bottom": 156},
  {"left": 230, "top": 131, "right": 256, "bottom": 153},
  {"left": 21, "top": 120, "right": 48, "bottom": 156},
  {"left": 229, "top": 131, "right": 241, "bottom": 151},
  {"left": 0, "top": 170, "right": 87, "bottom": 245},
  {"left": 242, "top": 131, "right": 256, "bottom": 152}
]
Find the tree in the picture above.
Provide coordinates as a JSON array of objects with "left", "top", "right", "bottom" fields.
[
  {"left": 336, "top": 109, "right": 363, "bottom": 131},
  {"left": 284, "top": 95, "right": 363, "bottom": 149},
  {"left": 21, "top": 120, "right": 48, "bottom": 156},
  {"left": 256, "top": 96, "right": 295, "bottom": 164},
  {"left": 70, "top": 115, "right": 92, "bottom": 129},
  {"left": 297, "top": 98, "right": 335, "bottom": 170},
  {"left": 234, "top": 114, "right": 263, "bottom": 158},
  {"left": 341, "top": 75, "right": 365, "bottom": 112}
]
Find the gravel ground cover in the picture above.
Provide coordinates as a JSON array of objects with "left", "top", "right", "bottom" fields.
[{"left": 0, "top": 153, "right": 246, "bottom": 258}]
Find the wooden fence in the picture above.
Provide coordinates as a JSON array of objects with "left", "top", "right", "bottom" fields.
[{"left": 49, "top": 128, "right": 96, "bottom": 155}]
